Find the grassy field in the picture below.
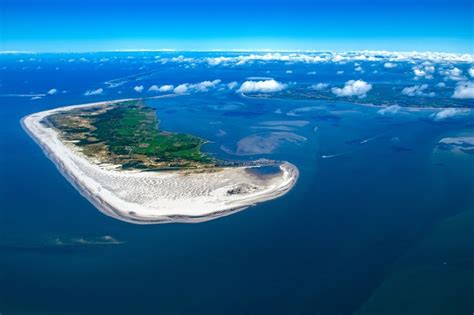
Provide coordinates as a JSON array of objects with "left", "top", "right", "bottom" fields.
[{"left": 47, "top": 100, "right": 214, "bottom": 170}]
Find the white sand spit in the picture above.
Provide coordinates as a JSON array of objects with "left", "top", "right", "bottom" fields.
[{"left": 21, "top": 99, "right": 298, "bottom": 224}]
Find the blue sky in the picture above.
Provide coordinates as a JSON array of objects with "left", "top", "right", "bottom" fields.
[{"left": 1, "top": 0, "right": 473, "bottom": 53}]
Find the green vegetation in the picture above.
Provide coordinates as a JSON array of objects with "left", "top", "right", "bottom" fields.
[{"left": 47, "top": 100, "right": 214, "bottom": 170}]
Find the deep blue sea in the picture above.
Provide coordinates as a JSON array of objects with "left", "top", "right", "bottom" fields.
[{"left": 1, "top": 52, "right": 473, "bottom": 315}]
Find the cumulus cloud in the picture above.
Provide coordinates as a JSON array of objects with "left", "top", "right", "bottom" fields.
[
  {"left": 377, "top": 105, "right": 401, "bottom": 115},
  {"left": 424, "top": 65, "right": 435, "bottom": 73},
  {"left": 84, "top": 88, "right": 104, "bottom": 96},
  {"left": 310, "top": 83, "right": 329, "bottom": 91},
  {"left": 174, "top": 84, "right": 188, "bottom": 94},
  {"left": 469, "top": 68, "right": 474, "bottom": 78},
  {"left": 443, "top": 67, "right": 464, "bottom": 81},
  {"left": 437, "top": 82, "right": 446, "bottom": 88},
  {"left": 331, "top": 80, "right": 372, "bottom": 98},
  {"left": 190, "top": 79, "right": 221, "bottom": 92},
  {"left": 148, "top": 84, "right": 174, "bottom": 92},
  {"left": 237, "top": 79, "right": 287, "bottom": 93},
  {"left": 402, "top": 84, "right": 435, "bottom": 97},
  {"left": 134, "top": 85, "right": 144, "bottom": 93},
  {"left": 47, "top": 88, "right": 58, "bottom": 95},
  {"left": 337, "top": 70, "right": 344, "bottom": 75},
  {"left": 452, "top": 81, "right": 474, "bottom": 99},
  {"left": 431, "top": 108, "right": 469, "bottom": 121},
  {"left": 148, "top": 85, "right": 159, "bottom": 92},
  {"left": 159, "top": 84, "right": 174, "bottom": 92},
  {"left": 414, "top": 69, "right": 429, "bottom": 78},
  {"left": 384, "top": 62, "right": 397, "bottom": 68},
  {"left": 137, "top": 51, "right": 474, "bottom": 67},
  {"left": 413, "top": 65, "right": 435, "bottom": 79},
  {"left": 171, "top": 80, "right": 221, "bottom": 94},
  {"left": 206, "top": 56, "right": 232, "bottom": 66},
  {"left": 170, "top": 55, "right": 194, "bottom": 63}
]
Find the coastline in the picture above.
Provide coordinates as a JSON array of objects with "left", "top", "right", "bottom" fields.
[{"left": 21, "top": 98, "right": 299, "bottom": 224}]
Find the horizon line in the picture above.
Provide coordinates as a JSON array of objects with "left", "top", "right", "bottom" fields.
[{"left": 1, "top": 49, "right": 474, "bottom": 55}]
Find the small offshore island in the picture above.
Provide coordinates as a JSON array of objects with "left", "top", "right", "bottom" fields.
[{"left": 22, "top": 99, "right": 298, "bottom": 224}]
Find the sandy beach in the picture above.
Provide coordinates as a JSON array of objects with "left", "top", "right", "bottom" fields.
[{"left": 21, "top": 98, "right": 299, "bottom": 224}]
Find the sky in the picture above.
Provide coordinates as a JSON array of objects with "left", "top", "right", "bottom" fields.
[{"left": 1, "top": 0, "right": 473, "bottom": 53}]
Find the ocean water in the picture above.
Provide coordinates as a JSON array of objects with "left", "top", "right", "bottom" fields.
[{"left": 1, "top": 52, "right": 473, "bottom": 315}]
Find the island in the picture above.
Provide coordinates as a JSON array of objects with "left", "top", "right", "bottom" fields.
[{"left": 21, "top": 98, "right": 298, "bottom": 224}]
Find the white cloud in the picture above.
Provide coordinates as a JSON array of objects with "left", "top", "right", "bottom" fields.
[
  {"left": 134, "top": 85, "right": 144, "bottom": 93},
  {"left": 443, "top": 67, "right": 465, "bottom": 81},
  {"left": 286, "top": 70, "right": 293, "bottom": 74},
  {"left": 450, "top": 67, "right": 462, "bottom": 77},
  {"left": 402, "top": 84, "right": 435, "bottom": 97},
  {"left": 206, "top": 56, "right": 232, "bottom": 66},
  {"left": 413, "top": 65, "right": 435, "bottom": 79},
  {"left": 355, "top": 66, "right": 363, "bottom": 72},
  {"left": 47, "top": 88, "right": 58, "bottom": 95},
  {"left": 144, "top": 51, "right": 474, "bottom": 67},
  {"left": 148, "top": 84, "right": 174, "bottom": 92},
  {"left": 413, "top": 69, "right": 433, "bottom": 79},
  {"left": 237, "top": 79, "right": 287, "bottom": 93},
  {"left": 431, "top": 108, "right": 469, "bottom": 121},
  {"left": 190, "top": 79, "right": 221, "bottom": 92},
  {"left": 159, "top": 84, "right": 174, "bottom": 92},
  {"left": 413, "top": 69, "right": 426, "bottom": 77},
  {"left": 174, "top": 84, "right": 188, "bottom": 94},
  {"left": 227, "top": 81, "right": 238, "bottom": 89},
  {"left": 170, "top": 55, "right": 194, "bottom": 63},
  {"left": 378, "top": 105, "right": 401, "bottom": 115},
  {"left": 337, "top": 70, "right": 344, "bottom": 75},
  {"left": 310, "top": 83, "right": 329, "bottom": 91},
  {"left": 452, "top": 81, "right": 474, "bottom": 99},
  {"left": 171, "top": 80, "right": 222, "bottom": 94},
  {"left": 469, "top": 68, "right": 474, "bottom": 78},
  {"left": 424, "top": 65, "right": 435, "bottom": 73},
  {"left": 331, "top": 80, "right": 372, "bottom": 98},
  {"left": 437, "top": 82, "right": 446, "bottom": 88},
  {"left": 384, "top": 62, "right": 397, "bottom": 68},
  {"left": 84, "top": 88, "right": 104, "bottom": 96}
]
